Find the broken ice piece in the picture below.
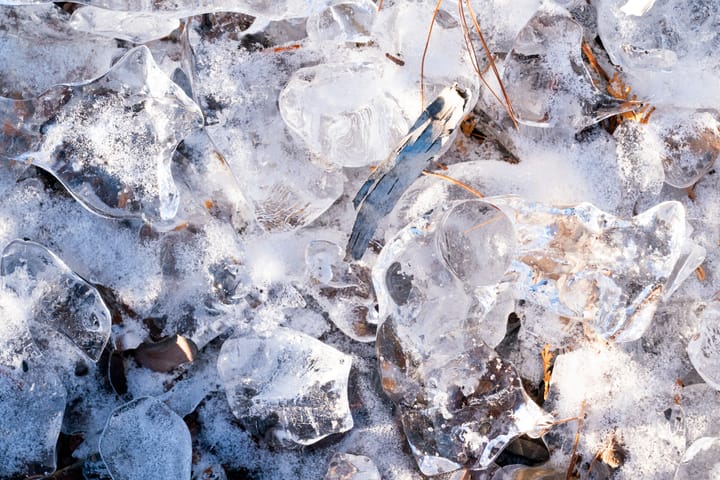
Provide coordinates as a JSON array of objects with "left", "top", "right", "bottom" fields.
[
  {"left": 377, "top": 315, "right": 552, "bottom": 475},
  {"left": 0, "top": 45, "right": 203, "bottom": 223},
  {"left": 99, "top": 396, "right": 192, "bottom": 480},
  {"left": 217, "top": 327, "right": 353, "bottom": 446},
  {"left": 656, "top": 108, "right": 720, "bottom": 188},
  {"left": 305, "top": 241, "right": 377, "bottom": 342},
  {"left": 324, "top": 452, "right": 381, "bottom": 480},
  {"left": 491, "top": 465, "right": 564, "bottom": 480},
  {"left": 306, "top": 0, "right": 377, "bottom": 47},
  {"left": 347, "top": 84, "right": 469, "bottom": 260},
  {"left": 674, "top": 437, "right": 720, "bottom": 479},
  {"left": 491, "top": 197, "right": 704, "bottom": 342},
  {"left": 0, "top": 363, "right": 66, "bottom": 478},
  {"left": 502, "top": 5, "right": 631, "bottom": 129},
  {"left": 69, "top": 6, "right": 182, "bottom": 43},
  {"left": 280, "top": 62, "right": 409, "bottom": 168},
  {"left": 1, "top": 239, "right": 112, "bottom": 361},
  {"left": 688, "top": 303, "right": 720, "bottom": 391}
]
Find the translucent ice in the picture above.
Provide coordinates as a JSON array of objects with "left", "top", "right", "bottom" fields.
[
  {"left": 1, "top": 239, "right": 112, "bottom": 361},
  {"left": 99, "top": 396, "right": 192, "bottom": 480},
  {"left": 0, "top": 4, "right": 125, "bottom": 98},
  {"left": 348, "top": 84, "right": 470, "bottom": 259},
  {"left": 491, "top": 465, "right": 564, "bottom": 480},
  {"left": 307, "top": 0, "right": 377, "bottom": 47},
  {"left": 597, "top": 0, "right": 720, "bottom": 107},
  {"left": 492, "top": 197, "right": 704, "bottom": 342},
  {"left": 217, "top": 328, "right": 353, "bottom": 446},
  {"left": 0, "top": 46, "right": 203, "bottom": 223},
  {"left": 688, "top": 303, "right": 720, "bottom": 391},
  {"left": 674, "top": 437, "right": 720, "bottom": 479},
  {"left": 305, "top": 240, "right": 377, "bottom": 342},
  {"left": 69, "top": 6, "right": 182, "bottom": 43},
  {"left": 376, "top": 314, "right": 552, "bottom": 475},
  {"left": 280, "top": 62, "right": 410, "bottom": 168},
  {"left": 503, "top": 5, "right": 631, "bottom": 129},
  {"left": 0, "top": 363, "right": 66, "bottom": 478},
  {"left": 324, "top": 452, "right": 381, "bottom": 480}
]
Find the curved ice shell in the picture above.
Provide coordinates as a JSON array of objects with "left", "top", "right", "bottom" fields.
[
  {"left": 0, "top": 46, "right": 203, "bottom": 224},
  {"left": 1, "top": 239, "right": 112, "bottom": 361},
  {"left": 99, "top": 397, "right": 192, "bottom": 480}
]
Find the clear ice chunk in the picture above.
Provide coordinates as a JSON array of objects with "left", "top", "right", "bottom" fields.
[
  {"left": 99, "top": 396, "right": 192, "bottom": 480},
  {"left": 674, "top": 437, "right": 720, "bottom": 480},
  {"left": 307, "top": 0, "right": 377, "bottom": 47},
  {"left": 597, "top": 0, "right": 720, "bottom": 107},
  {"left": 0, "top": 46, "right": 204, "bottom": 223},
  {"left": 279, "top": 62, "right": 410, "bottom": 168},
  {"left": 305, "top": 240, "right": 377, "bottom": 342},
  {"left": 0, "top": 4, "right": 125, "bottom": 98},
  {"left": 688, "top": 302, "right": 720, "bottom": 391},
  {"left": 324, "top": 452, "right": 381, "bottom": 480},
  {"left": 502, "top": 5, "right": 631, "bottom": 129},
  {"left": 69, "top": 6, "right": 182, "bottom": 43},
  {"left": 0, "top": 363, "right": 66, "bottom": 478},
  {"left": 655, "top": 108, "right": 720, "bottom": 188},
  {"left": 217, "top": 327, "right": 354, "bottom": 446},
  {"left": 376, "top": 314, "right": 552, "bottom": 475},
  {"left": 1, "top": 239, "right": 112, "bottom": 361},
  {"left": 347, "top": 84, "right": 470, "bottom": 260},
  {"left": 491, "top": 197, "right": 704, "bottom": 342}
]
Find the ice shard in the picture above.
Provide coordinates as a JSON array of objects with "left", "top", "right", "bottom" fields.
[
  {"left": 324, "top": 453, "right": 381, "bottom": 480},
  {"left": 688, "top": 302, "right": 720, "bottom": 391},
  {"left": 1, "top": 239, "right": 112, "bottom": 361},
  {"left": 217, "top": 328, "right": 354, "bottom": 447},
  {"left": 347, "top": 84, "right": 469, "bottom": 260},
  {"left": 279, "top": 62, "right": 410, "bottom": 168},
  {"left": 0, "top": 46, "right": 203, "bottom": 223},
  {"left": 99, "top": 396, "right": 192, "bottom": 480},
  {"left": 491, "top": 197, "right": 704, "bottom": 342},
  {"left": 69, "top": 6, "right": 182, "bottom": 43},
  {"left": 502, "top": 5, "right": 631, "bottom": 129},
  {"left": 674, "top": 437, "right": 720, "bottom": 479},
  {"left": 377, "top": 314, "right": 552, "bottom": 475},
  {"left": 307, "top": 0, "right": 377, "bottom": 47},
  {"left": 0, "top": 363, "right": 66, "bottom": 478}
]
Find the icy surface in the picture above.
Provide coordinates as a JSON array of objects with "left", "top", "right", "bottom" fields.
[
  {"left": 99, "top": 396, "right": 192, "bottom": 480},
  {"left": 688, "top": 302, "right": 720, "bottom": 390},
  {"left": 217, "top": 328, "right": 354, "bottom": 446},
  {"left": 324, "top": 452, "right": 381, "bottom": 480}
]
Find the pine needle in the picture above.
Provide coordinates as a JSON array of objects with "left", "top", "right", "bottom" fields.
[{"left": 421, "top": 170, "right": 485, "bottom": 198}]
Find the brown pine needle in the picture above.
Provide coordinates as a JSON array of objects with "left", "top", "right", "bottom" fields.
[
  {"left": 377, "top": 0, "right": 384, "bottom": 11},
  {"left": 566, "top": 400, "right": 587, "bottom": 480},
  {"left": 463, "top": 0, "right": 519, "bottom": 128},
  {"left": 421, "top": 170, "right": 485, "bottom": 198},
  {"left": 420, "top": 0, "right": 444, "bottom": 109},
  {"left": 541, "top": 343, "right": 554, "bottom": 400}
]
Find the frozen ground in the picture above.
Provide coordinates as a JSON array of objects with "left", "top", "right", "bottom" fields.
[{"left": 0, "top": 0, "right": 719, "bottom": 479}]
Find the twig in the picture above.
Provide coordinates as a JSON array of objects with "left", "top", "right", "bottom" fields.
[
  {"left": 421, "top": 170, "right": 485, "bottom": 198},
  {"left": 420, "top": 0, "right": 444, "bottom": 108},
  {"left": 566, "top": 400, "right": 587, "bottom": 480}
]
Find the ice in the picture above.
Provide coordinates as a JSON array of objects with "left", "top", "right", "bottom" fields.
[
  {"left": 99, "top": 396, "right": 192, "bottom": 480},
  {"left": 348, "top": 84, "right": 470, "bottom": 260},
  {"left": 491, "top": 465, "right": 564, "bottom": 480},
  {"left": 502, "top": 4, "right": 631, "bottom": 129},
  {"left": 280, "top": 62, "right": 410, "bottom": 168},
  {"left": 0, "top": 4, "right": 125, "bottom": 98},
  {"left": 305, "top": 240, "right": 377, "bottom": 342},
  {"left": 69, "top": 6, "right": 182, "bottom": 43},
  {"left": 674, "top": 437, "right": 720, "bottom": 479},
  {"left": 491, "top": 196, "right": 704, "bottom": 342},
  {"left": 1, "top": 239, "right": 112, "bottom": 361},
  {"left": 307, "top": 0, "right": 377, "bottom": 47},
  {"left": 217, "top": 327, "right": 354, "bottom": 447},
  {"left": 376, "top": 313, "right": 552, "bottom": 475},
  {"left": 597, "top": 0, "right": 720, "bottom": 107},
  {"left": 324, "top": 453, "right": 381, "bottom": 480},
  {"left": 0, "top": 363, "right": 66, "bottom": 478},
  {"left": 687, "top": 302, "right": 720, "bottom": 391},
  {"left": 1, "top": 46, "right": 204, "bottom": 224}
]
